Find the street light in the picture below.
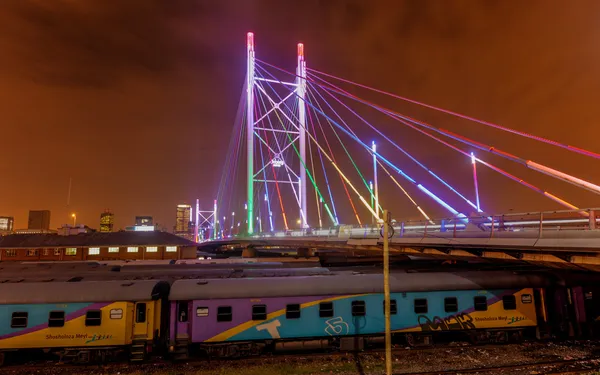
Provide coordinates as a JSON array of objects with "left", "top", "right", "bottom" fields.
[{"left": 71, "top": 213, "right": 76, "bottom": 226}]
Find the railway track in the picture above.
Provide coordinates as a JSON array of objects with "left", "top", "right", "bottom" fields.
[
  {"left": 0, "top": 341, "right": 597, "bottom": 375},
  {"left": 400, "top": 357, "right": 600, "bottom": 374}
]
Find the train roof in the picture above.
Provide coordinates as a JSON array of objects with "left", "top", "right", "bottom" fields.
[
  {"left": 168, "top": 270, "right": 553, "bottom": 300},
  {"left": 0, "top": 280, "right": 169, "bottom": 304},
  {"left": 0, "top": 262, "right": 333, "bottom": 283}
]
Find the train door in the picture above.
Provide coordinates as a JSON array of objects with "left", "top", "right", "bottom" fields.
[
  {"left": 176, "top": 301, "right": 190, "bottom": 338},
  {"left": 133, "top": 302, "right": 149, "bottom": 338}
]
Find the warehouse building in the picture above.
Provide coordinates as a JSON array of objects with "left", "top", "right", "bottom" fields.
[{"left": 0, "top": 231, "right": 197, "bottom": 262}]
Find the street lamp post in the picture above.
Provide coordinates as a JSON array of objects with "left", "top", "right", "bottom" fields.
[{"left": 71, "top": 213, "right": 76, "bottom": 226}]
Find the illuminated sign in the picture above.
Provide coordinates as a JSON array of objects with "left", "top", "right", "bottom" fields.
[
  {"left": 272, "top": 158, "right": 284, "bottom": 168},
  {"left": 134, "top": 225, "right": 154, "bottom": 232}
]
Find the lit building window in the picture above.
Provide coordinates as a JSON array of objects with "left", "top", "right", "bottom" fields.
[
  {"left": 5, "top": 249, "right": 16, "bottom": 257},
  {"left": 65, "top": 248, "right": 77, "bottom": 256},
  {"left": 127, "top": 247, "right": 139, "bottom": 253},
  {"left": 88, "top": 248, "right": 100, "bottom": 255},
  {"left": 43, "top": 249, "right": 49, "bottom": 256},
  {"left": 146, "top": 246, "right": 158, "bottom": 252},
  {"left": 54, "top": 249, "right": 61, "bottom": 256},
  {"left": 27, "top": 249, "right": 38, "bottom": 256},
  {"left": 108, "top": 247, "right": 119, "bottom": 253},
  {"left": 166, "top": 246, "right": 177, "bottom": 252}
]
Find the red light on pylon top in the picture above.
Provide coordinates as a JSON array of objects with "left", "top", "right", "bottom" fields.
[
  {"left": 247, "top": 32, "right": 254, "bottom": 49},
  {"left": 297, "top": 43, "right": 304, "bottom": 58}
]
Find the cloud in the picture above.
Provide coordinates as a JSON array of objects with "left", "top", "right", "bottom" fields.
[{"left": 0, "top": 0, "right": 234, "bottom": 88}]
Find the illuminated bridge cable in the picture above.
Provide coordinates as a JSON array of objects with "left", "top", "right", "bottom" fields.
[
  {"left": 309, "top": 85, "right": 386, "bottom": 214},
  {"left": 308, "top": 76, "right": 480, "bottom": 213},
  {"left": 257, "top": 61, "right": 465, "bottom": 218},
  {"left": 256, "top": 95, "right": 275, "bottom": 232},
  {"left": 269, "top": 92, "right": 336, "bottom": 226},
  {"left": 254, "top": 70, "right": 305, "bottom": 221},
  {"left": 308, "top": 87, "right": 374, "bottom": 220},
  {"left": 255, "top": 59, "right": 582, "bottom": 216},
  {"left": 304, "top": 98, "right": 464, "bottom": 216},
  {"left": 306, "top": 115, "right": 323, "bottom": 228},
  {"left": 256, "top": 72, "right": 343, "bottom": 226},
  {"left": 307, "top": 76, "right": 584, "bottom": 210},
  {"left": 307, "top": 67, "right": 600, "bottom": 161},
  {"left": 262, "top": 66, "right": 341, "bottom": 227},
  {"left": 256, "top": 64, "right": 339, "bottom": 226},
  {"left": 256, "top": 68, "right": 442, "bottom": 221},
  {"left": 257, "top": 65, "right": 339, "bottom": 225},
  {"left": 307, "top": 91, "right": 362, "bottom": 225},
  {"left": 309, "top": 74, "right": 600, "bottom": 197},
  {"left": 256, "top": 85, "right": 305, "bottom": 225},
  {"left": 217, "top": 88, "right": 247, "bottom": 235},
  {"left": 314, "top": 119, "right": 340, "bottom": 225},
  {"left": 254, "top": 80, "right": 291, "bottom": 231},
  {"left": 310, "top": 84, "right": 433, "bottom": 221}
]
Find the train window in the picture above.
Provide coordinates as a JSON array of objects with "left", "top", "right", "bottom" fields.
[
  {"left": 319, "top": 302, "right": 334, "bottom": 318},
  {"left": 474, "top": 296, "right": 488, "bottom": 311},
  {"left": 414, "top": 299, "right": 428, "bottom": 314},
  {"left": 178, "top": 301, "right": 188, "bottom": 322},
  {"left": 383, "top": 300, "right": 398, "bottom": 315},
  {"left": 85, "top": 310, "right": 102, "bottom": 326},
  {"left": 252, "top": 305, "right": 267, "bottom": 321},
  {"left": 286, "top": 304, "right": 301, "bottom": 319},
  {"left": 11, "top": 312, "right": 28, "bottom": 328},
  {"left": 444, "top": 297, "right": 458, "bottom": 313},
  {"left": 110, "top": 309, "right": 123, "bottom": 319},
  {"left": 135, "top": 303, "right": 146, "bottom": 323},
  {"left": 351, "top": 301, "right": 366, "bottom": 317},
  {"left": 502, "top": 295, "right": 517, "bottom": 310},
  {"left": 196, "top": 307, "right": 209, "bottom": 317},
  {"left": 48, "top": 311, "right": 65, "bottom": 327},
  {"left": 217, "top": 306, "right": 232, "bottom": 322}
]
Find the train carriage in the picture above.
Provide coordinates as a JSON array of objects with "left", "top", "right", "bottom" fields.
[
  {"left": 167, "top": 270, "right": 552, "bottom": 357},
  {"left": 0, "top": 280, "right": 169, "bottom": 364}
]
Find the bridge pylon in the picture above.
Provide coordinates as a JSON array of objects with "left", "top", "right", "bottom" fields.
[{"left": 246, "top": 32, "right": 308, "bottom": 234}]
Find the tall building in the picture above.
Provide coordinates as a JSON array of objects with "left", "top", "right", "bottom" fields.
[
  {"left": 28, "top": 210, "right": 51, "bottom": 230},
  {"left": 100, "top": 210, "right": 114, "bottom": 232},
  {"left": 135, "top": 216, "right": 153, "bottom": 226},
  {"left": 175, "top": 204, "right": 192, "bottom": 232},
  {"left": 175, "top": 204, "right": 194, "bottom": 240},
  {"left": 0, "top": 216, "right": 14, "bottom": 232}
]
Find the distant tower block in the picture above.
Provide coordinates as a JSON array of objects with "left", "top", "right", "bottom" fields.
[{"left": 100, "top": 210, "right": 114, "bottom": 232}]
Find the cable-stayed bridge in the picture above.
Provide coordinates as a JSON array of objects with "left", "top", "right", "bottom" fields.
[{"left": 198, "top": 33, "right": 600, "bottom": 268}]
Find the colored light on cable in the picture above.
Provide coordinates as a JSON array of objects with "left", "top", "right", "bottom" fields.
[
  {"left": 417, "top": 184, "right": 459, "bottom": 216},
  {"left": 527, "top": 161, "right": 600, "bottom": 195}
]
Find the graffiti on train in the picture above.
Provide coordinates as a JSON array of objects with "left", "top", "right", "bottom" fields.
[{"left": 417, "top": 313, "right": 476, "bottom": 331}]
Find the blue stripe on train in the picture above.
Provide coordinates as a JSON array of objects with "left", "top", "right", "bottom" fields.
[
  {"left": 227, "top": 290, "right": 508, "bottom": 341},
  {"left": 0, "top": 303, "right": 95, "bottom": 337}
]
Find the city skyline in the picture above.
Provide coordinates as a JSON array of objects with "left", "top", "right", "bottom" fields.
[{"left": 2, "top": 1, "right": 600, "bottom": 231}]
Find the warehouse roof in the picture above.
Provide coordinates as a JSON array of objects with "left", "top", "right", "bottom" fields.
[{"left": 0, "top": 231, "right": 197, "bottom": 248}]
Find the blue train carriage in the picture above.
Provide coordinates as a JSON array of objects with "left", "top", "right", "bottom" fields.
[
  {"left": 0, "top": 279, "right": 170, "bottom": 364},
  {"left": 167, "top": 270, "right": 551, "bottom": 357}
]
